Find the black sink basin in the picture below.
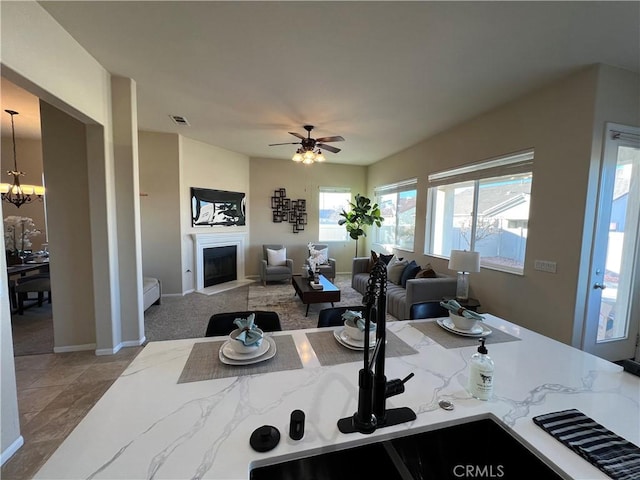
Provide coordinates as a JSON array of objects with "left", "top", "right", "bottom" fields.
[{"left": 250, "top": 416, "right": 567, "bottom": 480}]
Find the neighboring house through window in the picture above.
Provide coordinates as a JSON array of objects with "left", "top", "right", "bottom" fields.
[
  {"left": 375, "top": 179, "right": 417, "bottom": 252},
  {"left": 425, "top": 150, "right": 534, "bottom": 274},
  {"left": 319, "top": 187, "right": 351, "bottom": 241}
]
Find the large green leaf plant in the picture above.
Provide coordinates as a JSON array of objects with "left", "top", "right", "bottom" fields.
[{"left": 338, "top": 194, "right": 384, "bottom": 257}]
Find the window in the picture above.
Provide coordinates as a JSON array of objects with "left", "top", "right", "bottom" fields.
[
  {"left": 375, "top": 179, "right": 417, "bottom": 251},
  {"left": 319, "top": 187, "right": 351, "bottom": 241},
  {"left": 425, "top": 150, "right": 533, "bottom": 274}
]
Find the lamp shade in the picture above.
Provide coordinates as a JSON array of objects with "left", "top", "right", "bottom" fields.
[{"left": 448, "top": 250, "right": 480, "bottom": 273}]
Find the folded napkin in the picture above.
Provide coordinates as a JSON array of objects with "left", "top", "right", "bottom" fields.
[
  {"left": 533, "top": 409, "right": 640, "bottom": 480},
  {"left": 342, "top": 310, "right": 375, "bottom": 331},
  {"left": 440, "top": 299, "right": 485, "bottom": 321},
  {"left": 232, "top": 313, "right": 263, "bottom": 346}
]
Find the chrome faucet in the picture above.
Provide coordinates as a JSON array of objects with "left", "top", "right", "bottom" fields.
[{"left": 338, "top": 260, "right": 416, "bottom": 434}]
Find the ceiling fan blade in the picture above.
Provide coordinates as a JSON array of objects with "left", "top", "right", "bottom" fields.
[
  {"left": 317, "top": 143, "right": 341, "bottom": 154},
  {"left": 288, "top": 132, "right": 306, "bottom": 140},
  {"left": 269, "top": 142, "right": 302, "bottom": 146},
  {"left": 315, "top": 135, "right": 344, "bottom": 143}
]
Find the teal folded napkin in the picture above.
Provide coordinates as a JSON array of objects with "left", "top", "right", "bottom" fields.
[
  {"left": 440, "top": 299, "right": 485, "bottom": 321},
  {"left": 233, "top": 313, "right": 263, "bottom": 346},
  {"left": 342, "top": 310, "right": 375, "bottom": 331}
]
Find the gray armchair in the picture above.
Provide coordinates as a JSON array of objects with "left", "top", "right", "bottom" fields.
[
  {"left": 306, "top": 243, "right": 337, "bottom": 282},
  {"left": 260, "top": 244, "right": 294, "bottom": 286}
]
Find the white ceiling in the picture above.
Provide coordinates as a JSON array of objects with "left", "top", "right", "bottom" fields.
[{"left": 3, "top": 1, "right": 639, "bottom": 165}]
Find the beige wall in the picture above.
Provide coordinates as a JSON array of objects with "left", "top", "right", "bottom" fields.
[
  {"left": 248, "top": 158, "right": 367, "bottom": 277},
  {"left": 139, "top": 131, "right": 183, "bottom": 294},
  {"left": 180, "top": 136, "right": 251, "bottom": 293},
  {"left": 40, "top": 101, "right": 97, "bottom": 349},
  {"left": 368, "top": 65, "right": 639, "bottom": 345},
  {"left": 0, "top": 136, "right": 47, "bottom": 251}
]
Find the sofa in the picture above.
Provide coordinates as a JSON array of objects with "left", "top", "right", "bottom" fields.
[
  {"left": 351, "top": 256, "right": 457, "bottom": 320},
  {"left": 143, "top": 277, "right": 161, "bottom": 311}
]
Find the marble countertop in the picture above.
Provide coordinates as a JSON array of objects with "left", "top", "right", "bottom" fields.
[{"left": 35, "top": 315, "right": 639, "bottom": 479}]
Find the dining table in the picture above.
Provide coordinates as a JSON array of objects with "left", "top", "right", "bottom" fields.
[{"left": 33, "top": 314, "right": 639, "bottom": 480}]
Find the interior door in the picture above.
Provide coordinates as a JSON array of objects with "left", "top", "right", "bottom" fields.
[{"left": 583, "top": 123, "right": 640, "bottom": 361}]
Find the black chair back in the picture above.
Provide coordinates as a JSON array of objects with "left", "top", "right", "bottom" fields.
[
  {"left": 409, "top": 301, "right": 448, "bottom": 320},
  {"left": 205, "top": 311, "right": 282, "bottom": 337},
  {"left": 317, "top": 306, "right": 365, "bottom": 328}
]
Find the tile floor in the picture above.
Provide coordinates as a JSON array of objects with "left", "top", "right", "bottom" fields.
[{"left": 1, "top": 347, "right": 143, "bottom": 480}]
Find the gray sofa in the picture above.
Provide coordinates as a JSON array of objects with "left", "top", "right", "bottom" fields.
[{"left": 351, "top": 257, "right": 457, "bottom": 320}]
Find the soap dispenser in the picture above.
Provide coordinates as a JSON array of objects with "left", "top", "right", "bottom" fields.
[{"left": 467, "top": 338, "right": 494, "bottom": 400}]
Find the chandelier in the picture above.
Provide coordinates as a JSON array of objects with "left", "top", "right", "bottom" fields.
[
  {"left": 292, "top": 147, "right": 326, "bottom": 164},
  {"left": 1, "top": 109, "right": 45, "bottom": 208}
]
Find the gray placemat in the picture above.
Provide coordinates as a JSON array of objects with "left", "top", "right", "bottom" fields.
[
  {"left": 177, "top": 335, "right": 302, "bottom": 384},
  {"left": 305, "top": 330, "right": 418, "bottom": 367},
  {"left": 410, "top": 320, "right": 520, "bottom": 349}
]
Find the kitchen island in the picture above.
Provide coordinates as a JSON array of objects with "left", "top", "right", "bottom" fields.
[{"left": 34, "top": 315, "right": 639, "bottom": 479}]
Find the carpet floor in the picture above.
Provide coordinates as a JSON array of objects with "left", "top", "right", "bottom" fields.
[
  {"left": 11, "top": 274, "right": 393, "bottom": 353},
  {"left": 145, "top": 274, "right": 370, "bottom": 340}
]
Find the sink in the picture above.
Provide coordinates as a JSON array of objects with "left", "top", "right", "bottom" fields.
[{"left": 250, "top": 416, "right": 567, "bottom": 479}]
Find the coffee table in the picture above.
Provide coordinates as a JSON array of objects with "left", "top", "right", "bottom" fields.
[{"left": 291, "top": 274, "right": 341, "bottom": 316}]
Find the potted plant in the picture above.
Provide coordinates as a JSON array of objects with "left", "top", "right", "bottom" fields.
[
  {"left": 338, "top": 194, "right": 384, "bottom": 257},
  {"left": 4, "top": 216, "right": 41, "bottom": 264}
]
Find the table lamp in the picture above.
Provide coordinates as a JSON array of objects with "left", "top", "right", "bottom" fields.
[{"left": 448, "top": 250, "right": 480, "bottom": 301}]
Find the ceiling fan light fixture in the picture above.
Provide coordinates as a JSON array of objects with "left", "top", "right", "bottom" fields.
[
  {"left": 303, "top": 150, "right": 315, "bottom": 162},
  {"left": 315, "top": 150, "right": 325, "bottom": 162},
  {"left": 292, "top": 150, "right": 304, "bottom": 162},
  {"left": 302, "top": 156, "right": 315, "bottom": 165}
]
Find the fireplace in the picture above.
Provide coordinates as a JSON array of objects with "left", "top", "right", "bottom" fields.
[
  {"left": 204, "top": 246, "right": 237, "bottom": 287},
  {"left": 191, "top": 233, "right": 247, "bottom": 293}
]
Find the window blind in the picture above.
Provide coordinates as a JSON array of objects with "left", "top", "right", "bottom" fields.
[{"left": 428, "top": 150, "right": 534, "bottom": 187}]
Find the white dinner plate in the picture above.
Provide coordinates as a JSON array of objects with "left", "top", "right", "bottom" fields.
[
  {"left": 436, "top": 318, "right": 492, "bottom": 337},
  {"left": 333, "top": 328, "right": 375, "bottom": 350},
  {"left": 220, "top": 337, "right": 272, "bottom": 362}
]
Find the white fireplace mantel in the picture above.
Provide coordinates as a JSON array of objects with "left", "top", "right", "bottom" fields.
[{"left": 191, "top": 233, "right": 247, "bottom": 292}]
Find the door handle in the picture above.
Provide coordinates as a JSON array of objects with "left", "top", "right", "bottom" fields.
[{"left": 593, "top": 283, "right": 607, "bottom": 290}]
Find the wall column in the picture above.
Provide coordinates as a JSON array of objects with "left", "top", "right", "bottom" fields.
[{"left": 111, "top": 76, "right": 144, "bottom": 345}]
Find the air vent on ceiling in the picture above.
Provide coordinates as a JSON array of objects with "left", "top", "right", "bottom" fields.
[{"left": 169, "top": 114, "right": 190, "bottom": 126}]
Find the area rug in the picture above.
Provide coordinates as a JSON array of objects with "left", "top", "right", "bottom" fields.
[
  {"left": 247, "top": 275, "right": 367, "bottom": 330},
  {"left": 248, "top": 275, "right": 362, "bottom": 330}
]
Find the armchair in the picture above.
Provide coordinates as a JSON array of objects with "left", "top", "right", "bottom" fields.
[
  {"left": 260, "top": 244, "right": 293, "bottom": 286},
  {"left": 306, "top": 243, "right": 337, "bottom": 282}
]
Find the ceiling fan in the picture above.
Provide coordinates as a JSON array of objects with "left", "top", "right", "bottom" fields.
[{"left": 269, "top": 125, "right": 345, "bottom": 163}]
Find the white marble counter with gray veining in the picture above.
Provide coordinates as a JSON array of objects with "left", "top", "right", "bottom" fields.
[{"left": 34, "top": 315, "right": 639, "bottom": 479}]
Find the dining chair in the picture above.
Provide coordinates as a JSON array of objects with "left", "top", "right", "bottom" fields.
[
  {"left": 317, "top": 306, "right": 365, "bottom": 328},
  {"left": 15, "top": 274, "right": 51, "bottom": 315},
  {"left": 409, "top": 301, "right": 448, "bottom": 320},
  {"left": 205, "top": 310, "right": 282, "bottom": 337}
]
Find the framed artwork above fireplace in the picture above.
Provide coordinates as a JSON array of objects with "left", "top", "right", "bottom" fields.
[{"left": 191, "top": 187, "right": 246, "bottom": 227}]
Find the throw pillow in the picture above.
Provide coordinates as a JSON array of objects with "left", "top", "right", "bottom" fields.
[
  {"left": 415, "top": 263, "right": 437, "bottom": 278},
  {"left": 388, "top": 259, "right": 409, "bottom": 285},
  {"left": 379, "top": 253, "right": 394, "bottom": 265},
  {"left": 400, "top": 260, "right": 420, "bottom": 287},
  {"left": 267, "top": 247, "right": 287, "bottom": 266},
  {"left": 368, "top": 250, "right": 379, "bottom": 272},
  {"left": 310, "top": 247, "right": 328, "bottom": 265}
]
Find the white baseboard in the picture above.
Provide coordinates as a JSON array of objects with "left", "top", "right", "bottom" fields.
[
  {"left": 53, "top": 343, "right": 96, "bottom": 354},
  {"left": 95, "top": 336, "right": 145, "bottom": 356},
  {"left": 1, "top": 435, "right": 24, "bottom": 466}
]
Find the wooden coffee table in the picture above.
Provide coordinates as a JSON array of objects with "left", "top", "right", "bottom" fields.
[{"left": 291, "top": 274, "right": 341, "bottom": 316}]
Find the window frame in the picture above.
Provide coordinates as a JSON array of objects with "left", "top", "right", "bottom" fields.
[
  {"left": 425, "top": 150, "right": 534, "bottom": 275},
  {"left": 374, "top": 178, "right": 418, "bottom": 252},
  {"left": 318, "top": 186, "right": 352, "bottom": 242}
]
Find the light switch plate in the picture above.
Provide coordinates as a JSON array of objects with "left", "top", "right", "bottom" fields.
[{"left": 534, "top": 260, "right": 557, "bottom": 273}]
